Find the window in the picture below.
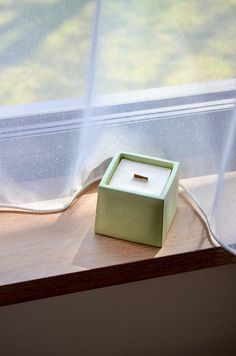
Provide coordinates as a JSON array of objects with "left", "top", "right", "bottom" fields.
[
  {"left": 0, "top": 0, "right": 235, "bottom": 106},
  {"left": 0, "top": 1, "right": 236, "bottom": 252}
]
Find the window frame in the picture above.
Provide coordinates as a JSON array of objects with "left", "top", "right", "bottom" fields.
[
  {"left": 0, "top": 78, "right": 235, "bottom": 140},
  {"left": 0, "top": 78, "right": 235, "bottom": 187}
]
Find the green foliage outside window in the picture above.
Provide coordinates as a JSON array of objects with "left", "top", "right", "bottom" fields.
[{"left": 0, "top": 0, "right": 235, "bottom": 105}]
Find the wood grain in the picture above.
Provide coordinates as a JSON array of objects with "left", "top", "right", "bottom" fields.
[{"left": 0, "top": 177, "right": 235, "bottom": 306}]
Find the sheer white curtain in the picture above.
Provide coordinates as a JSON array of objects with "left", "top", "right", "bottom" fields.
[{"left": 0, "top": 0, "right": 235, "bottom": 254}]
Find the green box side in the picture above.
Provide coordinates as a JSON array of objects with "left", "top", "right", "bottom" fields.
[
  {"left": 162, "top": 164, "right": 179, "bottom": 242},
  {"left": 95, "top": 186, "right": 164, "bottom": 247}
]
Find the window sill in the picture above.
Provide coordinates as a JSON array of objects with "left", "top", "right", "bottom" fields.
[{"left": 0, "top": 176, "right": 235, "bottom": 307}]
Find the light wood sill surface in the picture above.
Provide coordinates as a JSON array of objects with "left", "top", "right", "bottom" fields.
[{"left": 0, "top": 178, "right": 235, "bottom": 306}]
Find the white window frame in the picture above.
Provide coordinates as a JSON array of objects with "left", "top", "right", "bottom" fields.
[{"left": 0, "top": 78, "right": 235, "bottom": 182}]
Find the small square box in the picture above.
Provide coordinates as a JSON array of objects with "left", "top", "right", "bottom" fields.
[{"left": 95, "top": 152, "right": 179, "bottom": 247}]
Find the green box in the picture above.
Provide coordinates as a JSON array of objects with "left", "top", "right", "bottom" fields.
[{"left": 95, "top": 152, "right": 179, "bottom": 247}]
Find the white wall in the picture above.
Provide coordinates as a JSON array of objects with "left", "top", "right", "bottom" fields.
[{"left": 0, "top": 264, "right": 236, "bottom": 356}]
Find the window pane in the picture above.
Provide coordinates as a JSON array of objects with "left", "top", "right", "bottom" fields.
[
  {"left": 0, "top": 0, "right": 235, "bottom": 106},
  {"left": 97, "top": 0, "right": 236, "bottom": 94},
  {"left": 0, "top": 0, "right": 95, "bottom": 106}
]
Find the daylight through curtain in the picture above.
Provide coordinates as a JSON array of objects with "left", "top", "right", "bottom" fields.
[{"left": 0, "top": 0, "right": 235, "bottom": 255}]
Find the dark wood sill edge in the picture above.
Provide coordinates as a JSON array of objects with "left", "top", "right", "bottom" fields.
[{"left": 1, "top": 247, "right": 235, "bottom": 307}]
